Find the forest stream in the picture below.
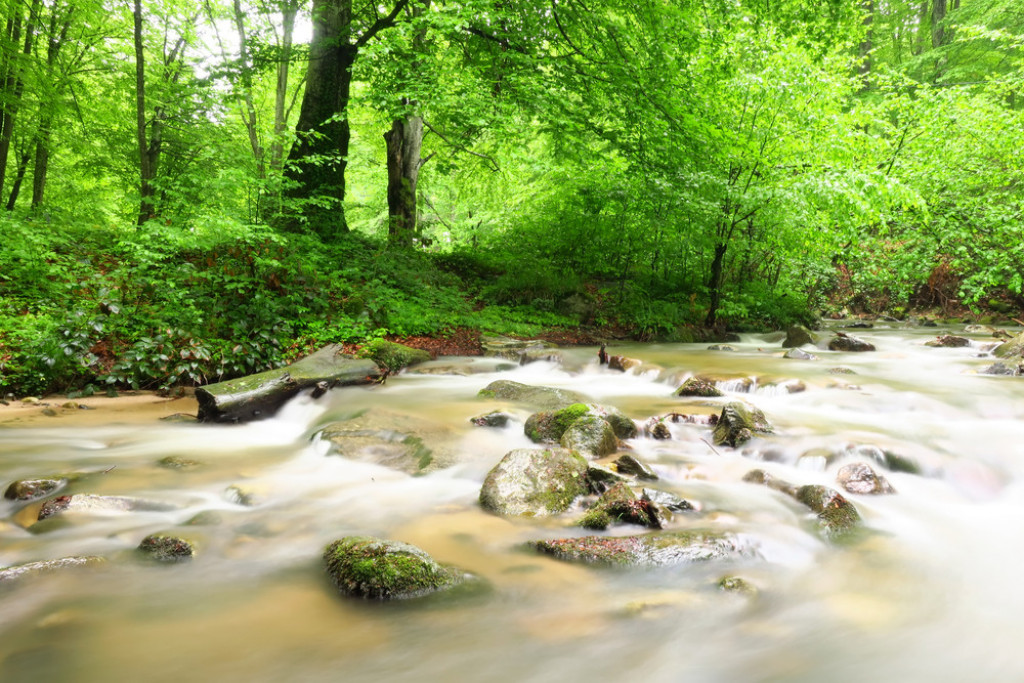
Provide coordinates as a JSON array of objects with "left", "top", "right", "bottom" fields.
[{"left": 3, "top": 324, "right": 1024, "bottom": 682}]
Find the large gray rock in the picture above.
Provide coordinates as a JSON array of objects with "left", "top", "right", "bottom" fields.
[
  {"left": 525, "top": 403, "right": 636, "bottom": 443},
  {"left": 828, "top": 333, "right": 875, "bottom": 352},
  {"left": 782, "top": 325, "right": 818, "bottom": 348},
  {"left": 323, "top": 536, "right": 470, "bottom": 600},
  {"left": 531, "top": 530, "right": 753, "bottom": 567},
  {"left": 319, "top": 408, "right": 458, "bottom": 473},
  {"left": 478, "top": 380, "right": 590, "bottom": 410},
  {"left": 712, "top": 401, "right": 773, "bottom": 447},
  {"left": 993, "top": 331, "right": 1024, "bottom": 358},
  {"left": 479, "top": 448, "right": 590, "bottom": 517},
  {"left": 560, "top": 415, "right": 618, "bottom": 459}
]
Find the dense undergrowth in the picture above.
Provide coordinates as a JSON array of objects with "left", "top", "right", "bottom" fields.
[{"left": 1, "top": 211, "right": 1015, "bottom": 398}]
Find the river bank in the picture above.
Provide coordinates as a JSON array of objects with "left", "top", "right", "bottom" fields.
[{"left": 0, "top": 392, "right": 198, "bottom": 428}]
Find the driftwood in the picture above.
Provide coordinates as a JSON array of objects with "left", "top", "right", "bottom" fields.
[{"left": 195, "top": 345, "right": 382, "bottom": 423}]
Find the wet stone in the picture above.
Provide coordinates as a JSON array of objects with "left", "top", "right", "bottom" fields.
[
  {"left": 138, "top": 534, "right": 195, "bottom": 562},
  {"left": 0, "top": 556, "right": 105, "bottom": 584},
  {"left": 837, "top": 462, "right": 896, "bottom": 495},
  {"left": 713, "top": 401, "right": 773, "bottom": 448},
  {"left": 641, "top": 488, "right": 696, "bottom": 513},
  {"left": 828, "top": 334, "right": 876, "bottom": 352},
  {"left": 4, "top": 478, "right": 67, "bottom": 502},
  {"left": 783, "top": 348, "right": 819, "bottom": 361},
  {"left": 675, "top": 377, "right": 724, "bottom": 398},
  {"left": 650, "top": 422, "right": 671, "bottom": 440},
  {"left": 531, "top": 530, "right": 753, "bottom": 567},
  {"left": 470, "top": 411, "right": 513, "bottom": 428},
  {"left": 323, "top": 536, "right": 470, "bottom": 600},
  {"left": 925, "top": 335, "right": 971, "bottom": 348},
  {"left": 479, "top": 448, "right": 590, "bottom": 517},
  {"left": 614, "top": 454, "right": 659, "bottom": 480}
]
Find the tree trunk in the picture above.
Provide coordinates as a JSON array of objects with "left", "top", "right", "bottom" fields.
[
  {"left": 270, "top": 0, "right": 298, "bottom": 174},
  {"left": 283, "top": 0, "right": 356, "bottom": 239},
  {"left": 30, "top": 122, "right": 50, "bottom": 207},
  {"left": 5, "top": 147, "right": 29, "bottom": 209},
  {"left": 384, "top": 113, "right": 424, "bottom": 246},
  {"left": 195, "top": 345, "right": 381, "bottom": 423},
  {"left": 0, "top": 0, "right": 39, "bottom": 202},
  {"left": 705, "top": 242, "right": 728, "bottom": 328},
  {"left": 931, "top": 0, "right": 947, "bottom": 48},
  {"left": 133, "top": 0, "right": 156, "bottom": 225}
]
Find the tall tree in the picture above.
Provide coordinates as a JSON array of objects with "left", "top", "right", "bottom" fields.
[{"left": 282, "top": 0, "right": 408, "bottom": 239}]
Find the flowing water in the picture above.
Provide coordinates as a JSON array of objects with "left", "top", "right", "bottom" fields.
[{"left": 2, "top": 324, "right": 1024, "bottom": 682}]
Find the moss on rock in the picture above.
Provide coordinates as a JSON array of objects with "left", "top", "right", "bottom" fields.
[
  {"left": 477, "top": 380, "right": 590, "bottom": 409},
  {"left": 524, "top": 403, "right": 591, "bottom": 443},
  {"left": 323, "top": 536, "right": 465, "bottom": 600},
  {"left": 357, "top": 339, "right": 431, "bottom": 372},
  {"left": 138, "top": 534, "right": 195, "bottom": 562},
  {"left": 675, "top": 376, "right": 724, "bottom": 398},
  {"left": 531, "top": 530, "right": 752, "bottom": 567},
  {"left": 560, "top": 415, "right": 618, "bottom": 459},
  {"left": 713, "top": 401, "right": 773, "bottom": 447},
  {"left": 479, "top": 448, "right": 590, "bottom": 517}
]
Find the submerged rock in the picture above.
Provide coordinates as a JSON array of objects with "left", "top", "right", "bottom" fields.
[
  {"left": 4, "top": 478, "right": 67, "bottom": 502},
  {"left": 319, "top": 409, "right": 458, "bottom": 473},
  {"left": 478, "top": 380, "right": 590, "bottom": 410},
  {"left": 674, "top": 376, "right": 724, "bottom": 398},
  {"left": 979, "top": 362, "right": 1023, "bottom": 376},
  {"left": 795, "top": 485, "right": 863, "bottom": 541},
  {"left": 744, "top": 470, "right": 863, "bottom": 541},
  {"left": 138, "top": 534, "right": 195, "bottom": 562},
  {"left": 782, "top": 325, "right": 818, "bottom": 348},
  {"left": 518, "top": 349, "right": 563, "bottom": 366},
  {"left": 837, "top": 462, "right": 896, "bottom": 495},
  {"left": 608, "top": 355, "right": 642, "bottom": 372},
  {"left": 157, "top": 456, "right": 203, "bottom": 470},
  {"left": 783, "top": 348, "right": 818, "bottom": 361},
  {"left": 323, "top": 536, "right": 469, "bottom": 600},
  {"left": 531, "top": 530, "right": 752, "bottom": 567},
  {"left": 706, "top": 344, "right": 737, "bottom": 352},
  {"left": 712, "top": 401, "right": 773, "bottom": 447},
  {"left": 560, "top": 415, "right": 618, "bottom": 459},
  {"left": 718, "top": 576, "right": 758, "bottom": 595},
  {"left": 828, "top": 333, "right": 876, "bottom": 352},
  {"left": 650, "top": 421, "right": 672, "bottom": 440},
  {"left": 925, "top": 335, "right": 971, "bottom": 348},
  {"left": 37, "top": 494, "right": 175, "bottom": 521},
  {"left": 0, "top": 556, "right": 105, "bottom": 584},
  {"left": 469, "top": 411, "right": 513, "bottom": 428},
  {"left": 614, "top": 454, "right": 659, "bottom": 481},
  {"left": 479, "top": 448, "right": 590, "bottom": 517}
]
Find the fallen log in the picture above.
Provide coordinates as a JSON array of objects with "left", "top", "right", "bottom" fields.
[{"left": 195, "top": 345, "right": 382, "bottom": 423}]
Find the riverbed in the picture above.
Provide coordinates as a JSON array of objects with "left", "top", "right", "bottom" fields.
[{"left": 2, "top": 324, "right": 1023, "bottom": 682}]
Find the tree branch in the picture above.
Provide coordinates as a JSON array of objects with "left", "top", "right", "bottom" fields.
[
  {"left": 354, "top": 0, "right": 410, "bottom": 49},
  {"left": 423, "top": 120, "right": 500, "bottom": 172}
]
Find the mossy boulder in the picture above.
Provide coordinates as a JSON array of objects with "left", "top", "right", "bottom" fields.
[
  {"left": 837, "top": 462, "right": 896, "bottom": 495},
  {"left": 524, "top": 403, "right": 591, "bottom": 442},
  {"left": 4, "top": 478, "right": 67, "bottom": 502},
  {"left": 782, "top": 325, "right": 818, "bottom": 348},
  {"left": 479, "top": 448, "right": 590, "bottom": 517},
  {"left": 525, "top": 402, "right": 636, "bottom": 444},
  {"left": 318, "top": 408, "right": 458, "bottom": 473},
  {"left": 712, "top": 401, "right": 773, "bottom": 447},
  {"left": 674, "top": 376, "right": 724, "bottom": 398},
  {"left": 577, "top": 482, "right": 662, "bottom": 530},
  {"left": 795, "top": 485, "right": 863, "bottom": 541},
  {"left": 323, "top": 536, "right": 467, "bottom": 600},
  {"left": 357, "top": 339, "right": 431, "bottom": 372},
  {"left": 530, "top": 530, "right": 752, "bottom": 567},
  {"left": 478, "top": 380, "right": 590, "bottom": 410},
  {"left": 993, "top": 331, "right": 1024, "bottom": 358},
  {"left": 828, "top": 333, "right": 875, "bottom": 352},
  {"left": 560, "top": 415, "right": 618, "bottom": 459},
  {"left": 138, "top": 534, "right": 195, "bottom": 562}
]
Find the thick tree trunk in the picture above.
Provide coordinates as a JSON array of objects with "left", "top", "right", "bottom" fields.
[
  {"left": 195, "top": 345, "right": 382, "bottom": 423},
  {"left": 283, "top": 0, "right": 356, "bottom": 239},
  {"left": 705, "top": 242, "right": 728, "bottom": 328},
  {"left": 931, "top": 0, "right": 947, "bottom": 48},
  {"left": 384, "top": 113, "right": 424, "bottom": 246}
]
